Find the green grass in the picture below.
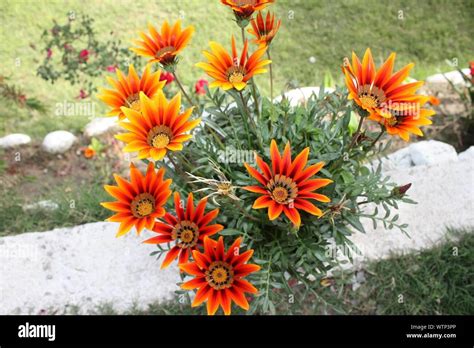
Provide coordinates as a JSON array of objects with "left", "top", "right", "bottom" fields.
[
  {"left": 319, "top": 229, "right": 474, "bottom": 315},
  {"left": 1, "top": 0, "right": 473, "bottom": 137},
  {"left": 0, "top": 174, "right": 111, "bottom": 236}
]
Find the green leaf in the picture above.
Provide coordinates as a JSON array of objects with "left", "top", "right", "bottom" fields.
[{"left": 219, "top": 228, "right": 242, "bottom": 236}]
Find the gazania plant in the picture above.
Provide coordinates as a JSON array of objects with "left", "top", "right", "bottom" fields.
[{"left": 99, "top": 1, "right": 438, "bottom": 315}]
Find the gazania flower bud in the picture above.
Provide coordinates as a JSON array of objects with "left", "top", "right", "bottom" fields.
[{"left": 392, "top": 183, "right": 412, "bottom": 197}]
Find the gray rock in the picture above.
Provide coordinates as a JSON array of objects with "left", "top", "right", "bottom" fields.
[
  {"left": 84, "top": 117, "right": 120, "bottom": 137},
  {"left": 23, "top": 200, "right": 59, "bottom": 212},
  {"left": 426, "top": 68, "right": 470, "bottom": 86},
  {"left": 0, "top": 133, "right": 31, "bottom": 148},
  {"left": 42, "top": 131, "right": 77, "bottom": 154},
  {"left": 373, "top": 140, "right": 458, "bottom": 171},
  {"left": 409, "top": 140, "right": 458, "bottom": 166},
  {"left": 0, "top": 222, "right": 180, "bottom": 314}
]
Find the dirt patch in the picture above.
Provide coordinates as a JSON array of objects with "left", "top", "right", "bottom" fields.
[{"left": 1, "top": 133, "right": 126, "bottom": 203}]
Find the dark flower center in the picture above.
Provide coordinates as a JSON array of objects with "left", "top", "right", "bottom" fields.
[
  {"left": 131, "top": 193, "right": 155, "bottom": 218},
  {"left": 172, "top": 220, "right": 200, "bottom": 248},
  {"left": 206, "top": 261, "right": 234, "bottom": 290},
  {"left": 267, "top": 174, "right": 298, "bottom": 205}
]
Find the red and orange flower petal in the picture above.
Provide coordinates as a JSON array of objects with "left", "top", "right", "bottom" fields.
[
  {"left": 244, "top": 140, "right": 332, "bottom": 227},
  {"left": 248, "top": 11, "right": 281, "bottom": 47},
  {"left": 143, "top": 192, "right": 222, "bottom": 269},
  {"left": 221, "top": 0, "right": 274, "bottom": 20},
  {"left": 197, "top": 36, "right": 270, "bottom": 91},
  {"left": 97, "top": 64, "right": 165, "bottom": 120},
  {"left": 116, "top": 91, "right": 199, "bottom": 161},
  {"left": 180, "top": 236, "right": 260, "bottom": 315},
  {"left": 131, "top": 20, "right": 194, "bottom": 66},
  {"left": 342, "top": 48, "right": 437, "bottom": 141},
  {"left": 101, "top": 162, "right": 172, "bottom": 237}
]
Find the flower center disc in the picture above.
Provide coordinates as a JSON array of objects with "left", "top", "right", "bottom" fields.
[
  {"left": 155, "top": 46, "right": 176, "bottom": 65},
  {"left": 172, "top": 221, "right": 200, "bottom": 248},
  {"left": 229, "top": 72, "right": 244, "bottom": 83},
  {"left": 131, "top": 193, "right": 156, "bottom": 218},
  {"left": 152, "top": 134, "right": 170, "bottom": 148},
  {"left": 147, "top": 125, "right": 172, "bottom": 149},
  {"left": 126, "top": 93, "right": 141, "bottom": 111},
  {"left": 206, "top": 261, "right": 234, "bottom": 290},
  {"left": 357, "top": 84, "right": 386, "bottom": 110},
  {"left": 272, "top": 187, "right": 289, "bottom": 203},
  {"left": 226, "top": 66, "right": 246, "bottom": 84},
  {"left": 267, "top": 174, "right": 298, "bottom": 205}
]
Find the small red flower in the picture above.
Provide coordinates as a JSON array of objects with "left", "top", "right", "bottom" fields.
[
  {"left": 195, "top": 79, "right": 208, "bottom": 95},
  {"left": 18, "top": 94, "right": 27, "bottom": 105},
  {"left": 79, "top": 49, "right": 89, "bottom": 62},
  {"left": 106, "top": 65, "right": 117, "bottom": 73},
  {"left": 77, "top": 89, "right": 88, "bottom": 99},
  {"left": 159, "top": 71, "right": 175, "bottom": 85},
  {"left": 46, "top": 48, "right": 53, "bottom": 59}
]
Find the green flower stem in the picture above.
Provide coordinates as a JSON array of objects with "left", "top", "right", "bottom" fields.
[
  {"left": 241, "top": 27, "right": 261, "bottom": 120},
  {"left": 367, "top": 126, "right": 386, "bottom": 150},
  {"left": 234, "top": 91, "right": 252, "bottom": 147},
  {"left": 329, "top": 113, "right": 366, "bottom": 171},
  {"left": 347, "top": 114, "right": 366, "bottom": 153},
  {"left": 238, "top": 90, "right": 263, "bottom": 149},
  {"left": 171, "top": 71, "right": 197, "bottom": 111},
  {"left": 267, "top": 48, "right": 274, "bottom": 102}
]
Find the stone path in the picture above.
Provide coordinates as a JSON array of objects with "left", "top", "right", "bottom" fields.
[
  {"left": 0, "top": 142, "right": 473, "bottom": 314},
  {"left": 0, "top": 223, "right": 180, "bottom": 314}
]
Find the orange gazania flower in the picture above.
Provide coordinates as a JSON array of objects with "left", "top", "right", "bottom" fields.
[
  {"left": 116, "top": 91, "right": 200, "bottom": 161},
  {"left": 143, "top": 192, "right": 224, "bottom": 269},
  {"left": 342, "top": 48, "right": 437, "bottom": 141},
  {"left": 248, "top": 11, "right": 281, "bottom": 47},
  {"left": 180, "top": 236, "right": 260, "bottom": 315},
  {"left": 244, "top": 140, "right": 333, "bottom": 227},
  {"left": 221, "top": 0, "right": 274, "bottom": 21},
  {"left": 196, "top": 36, "right": 271, "bottom": 91},
  {"left": 97, "top": 64, "right": 165, "bottom": 120},
  {"left": 83, "top": 147, "right": 96, "bottom": 159},
  {"left": 101, "top": 162, "right": 172, "bottom": 237},
  {"left": 131, "top": 21, "right": 194, "bottom": 67}
]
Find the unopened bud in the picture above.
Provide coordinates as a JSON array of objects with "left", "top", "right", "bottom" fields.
[{"left": 392, "top": 183, "right": 412, "bottom": 197}]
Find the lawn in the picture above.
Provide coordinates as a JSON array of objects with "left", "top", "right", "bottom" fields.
[{"left": 1, "top": 0, "right": 473, "bottom": 138}]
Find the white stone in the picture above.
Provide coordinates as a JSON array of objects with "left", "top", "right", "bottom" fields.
[
  {"left": 84, "top": 117, "right": 120, "bottom": 137},
  {"left": 0, "top": 222, "right": 180, "bottom": 314},
  {"left": 23, "top": 200, "right": 59, "bottom": 212},
  {"left": 0, "top": 133, "right": 31, "bottom": 148},
  {"left": 273, "top": 86, "right": 335, "bottom": 107},
  {"left": 349, "top": 157, "right": 474, "bottom": 263},
  {"left": 372, "top": 140, "right": 458, "bottom": 172},
  {"left": 458, "top": 146, "right": 474, "bottom": 161},
  {"left": 426, "top": 68, "right": 470, "bottom": 86},
  {"left": 409, "top": 140, "right": 458, "bottom": 166},
  {"left": 42, "top": 131, "right": 77, "bottom": 154}
]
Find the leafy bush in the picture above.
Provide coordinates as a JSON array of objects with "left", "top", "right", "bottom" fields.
[{"left": 98, "top": 1, "right": 437, "bottom": 315}]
